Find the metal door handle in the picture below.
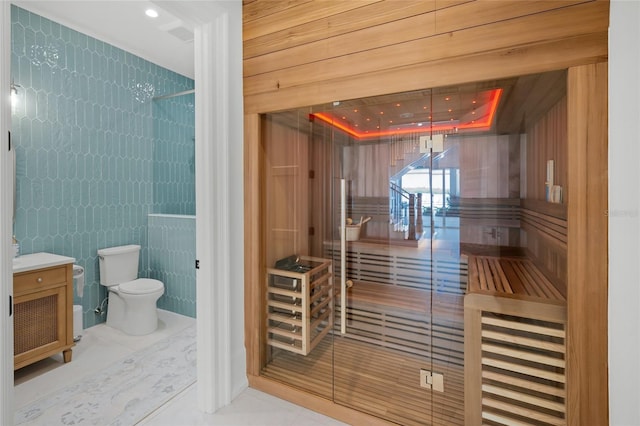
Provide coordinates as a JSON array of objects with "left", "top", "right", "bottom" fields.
[{"left": 340, "top": 179, "right": 346, "bottom": 335}]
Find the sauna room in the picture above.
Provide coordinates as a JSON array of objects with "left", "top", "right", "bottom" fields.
[{"left": 258, "top": 69, "right": 568, "bottom": 426}]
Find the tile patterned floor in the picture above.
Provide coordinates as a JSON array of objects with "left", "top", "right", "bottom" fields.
[{"left": 14, "top": 310, "right": 347, "bottom": 426}]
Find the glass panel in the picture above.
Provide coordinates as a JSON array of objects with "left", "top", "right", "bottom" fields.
[
  {"left": 321, "top": 90, "right": 466, "bottom": 425},
  {"left": 259, "top": 69, "right": 568, "bottom": 425},
  {"left": 260, "top": 106, "right": 336, "bottom": 399}
]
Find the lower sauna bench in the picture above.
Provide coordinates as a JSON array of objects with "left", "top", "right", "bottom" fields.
[
  {"left": 337, "top": 281, "right": 464, "bottom": 362},
  {"left": 336, "top": 281, "right": 466, "bottom": 426},
  {"left": 464, "top": 255, "right": 567, "bottom": 426}
]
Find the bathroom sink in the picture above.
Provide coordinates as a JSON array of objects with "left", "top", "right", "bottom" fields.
[{"left": 12, "top": 252, "right": 75, "bottom": 273}]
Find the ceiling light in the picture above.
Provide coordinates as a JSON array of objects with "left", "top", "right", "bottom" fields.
[{"left": 145, "top": 9, "right": 159, "bottom": 18}]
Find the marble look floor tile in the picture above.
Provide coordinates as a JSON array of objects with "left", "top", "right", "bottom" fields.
[
  {"left": 14, "top": 310, "right": 193, "bottom": 408},
  {"left": 14, "top": 310, "right": 344, "bottom": 426},
  {"left": 139, "top": 386, "right": 348, "bottom": 426}
]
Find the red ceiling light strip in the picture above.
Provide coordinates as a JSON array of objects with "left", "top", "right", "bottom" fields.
[
  {"left": 311, "top": 88, "right": 503, "bottom": 140},
  {"left": 310, "top": 112, "right": 361, "bottom": 138}
]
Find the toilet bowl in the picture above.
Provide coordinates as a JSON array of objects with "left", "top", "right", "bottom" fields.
[{"left": 97, "top": 245, "right": 165, "bottom": 336}]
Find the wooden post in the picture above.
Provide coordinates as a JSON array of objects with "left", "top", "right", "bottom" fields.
[
  {"left": 407, "top": 194, "right": 416, "bottom": 240},
  {"left": 416, "top": 193, "right": 423, "bottom": 235}
]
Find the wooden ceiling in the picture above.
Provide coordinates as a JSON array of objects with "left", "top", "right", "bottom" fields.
[{"left": 310, "top": 70, "right": 566, "bottom": 140}]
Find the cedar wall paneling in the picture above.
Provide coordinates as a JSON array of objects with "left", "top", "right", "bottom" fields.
[
  {"left": 526, "top": 97, "right": 568, "bottom": 203},
  {"left": 456, "top": 135, "right": 518, "bottom": 199},
  {"left": 567, "top": 62, "right": 608, "bottom": 426},
  {"left": 343, "top": 144, "right": 390, "bottom": 198},
  {"left": 243, "top": 1, "right": 609, "bottom": 425},
  {"left": 243, "top": 1, "right": 608, "bottom": 113},
  {"left": 263, "top": 117, "right": 310, "bottom": 266},
  {"left": 522, "top": 97, "right": 568, "bottom": 294},
  {"left": 244, "top": 112, "right": 263, "bottom": 375}
]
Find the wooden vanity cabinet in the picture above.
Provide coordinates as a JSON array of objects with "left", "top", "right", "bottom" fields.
[{"left": 13, "top": 263, "right": 74, "bottom": 370}]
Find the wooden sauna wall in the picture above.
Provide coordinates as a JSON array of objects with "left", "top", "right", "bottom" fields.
[
  {"left": 243, "top": 1, "right": 609, "bottom": 425},
  {"left": 526, "top": 97, "right": 569, "bottom": 203},
  {"left": 521, "top": 95, "right": 569, "bottom": 294},
  {"left": 243, "top": 1, "right": 608, "bottom": 114},
  {"left": 343, "top": 144, "right": 390, "bottom": 198},
  {"left": 442, "top": 133, "right": 521, "bottom": 247},
  {"left": 262, "top": 114, "right": 310, "bottom": 267},
  {"left": 308, "top": 122, "right": 334, "bottom": 258},
  {"left": 454, "top": 135, "right": 519, "bottom": 199}
]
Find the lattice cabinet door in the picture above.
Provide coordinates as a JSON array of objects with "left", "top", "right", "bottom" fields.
[{"left": 13, "top": 263, "right": 74, "bottom": 370}]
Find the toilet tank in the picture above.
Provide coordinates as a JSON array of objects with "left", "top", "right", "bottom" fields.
[{"left": 97, "top": 244, "right": 141, "bottom": 286}]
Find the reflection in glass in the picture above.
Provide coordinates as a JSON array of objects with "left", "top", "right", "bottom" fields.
[{"left": 260, "top": 70, "right": 568, "bottom": 425}]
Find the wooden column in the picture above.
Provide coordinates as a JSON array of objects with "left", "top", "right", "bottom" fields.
[
  {"left": 566, "top": 62, "right": 609, "bottom": 425},
  {"left": 244, "top": 113, "right": 262, "bottom": 377}
]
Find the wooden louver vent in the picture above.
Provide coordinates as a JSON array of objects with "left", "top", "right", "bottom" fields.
[{"left": 480, "top": 312, "right": 566, "bottom": 426}]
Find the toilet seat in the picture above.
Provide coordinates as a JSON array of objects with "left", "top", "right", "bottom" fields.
[{"left": 119, "top": 278, "right": 164, "bottom": 295}]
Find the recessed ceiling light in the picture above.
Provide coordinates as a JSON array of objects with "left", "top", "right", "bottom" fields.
[{"left": 145, "top": 9, "right": 159, "bottom": 18}]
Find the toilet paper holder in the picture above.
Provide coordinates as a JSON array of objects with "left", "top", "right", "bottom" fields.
[
  {"left": 72, "top": 264, "right": 85, "bottom": 342},
  {"left": 73, "top": 264, "right": 84, "bottom": 298},
  {"left": 73, "top": 305, "right": 83, "bottom": 342}
]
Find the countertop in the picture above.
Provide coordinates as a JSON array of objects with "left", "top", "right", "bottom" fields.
[{"left": 12, "top": 252, "right": 76, "bottom": 274}]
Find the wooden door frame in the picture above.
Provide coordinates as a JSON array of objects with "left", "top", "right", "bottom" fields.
[{"left": 244, "top": 55, "right": 609, "bottom": 426}]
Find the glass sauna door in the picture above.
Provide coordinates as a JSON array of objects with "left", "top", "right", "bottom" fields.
[
  {"left": 261, "top": 107, "right": 337, "bottom": 400},
  {"left": 324, "top": 92, "right": 464, "bottom": 426},
  {"left": 260, "top": 70, "right": 568, "bottom": 426}
]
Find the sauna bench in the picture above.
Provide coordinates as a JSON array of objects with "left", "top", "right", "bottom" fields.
[
  {"left": 337, "top": 280, "right": 464, "bottom": 364},
  {"left": 344, "top": 281, "right": 463, "bottom": 321},
  {"left": 13, "top": 253, "right": 75, "bottom": 370},
  {"left": 466, "top": 255, "right": 565, "bottom": 301},
  {"left": 464, "top": 254, "right": 567, "bottom": 426},
  {"left": 323, "top": 240, "right": 468, "bottom": 295}
]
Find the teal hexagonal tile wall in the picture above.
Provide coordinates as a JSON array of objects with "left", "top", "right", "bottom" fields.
[
  {"left": 11, "top": 6, "right": 196, "bottom": 328},
  {"left": 148, "top": 215, "right": 196, "bottom": 318}
]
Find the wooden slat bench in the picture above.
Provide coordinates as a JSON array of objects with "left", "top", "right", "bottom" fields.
[
  {"left": 465, "top": 253, "right": 567, "bottom": 426},
  {"left": 467, "top": 255, "right": 565, "bottom": 301},
  {"left": 336, "top": 281, "right": 464, "bottom": 363},
  {"left": 324, "top": 241, "right": 468, "bottom": 295},
  {"left": 335, "top": 280, "right": 465, "bottom": 425}
]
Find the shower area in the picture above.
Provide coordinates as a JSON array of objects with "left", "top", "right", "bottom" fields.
[
  {"left": 259, "top": 70, "right": 568, "bottom": 425},
  {"left": 148, "top": 90, "right": 196, "bottom": 318}
]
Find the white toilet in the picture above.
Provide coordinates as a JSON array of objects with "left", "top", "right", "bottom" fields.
[{"left": 97, "top": 244, "right": 165, "bottom": 336}]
